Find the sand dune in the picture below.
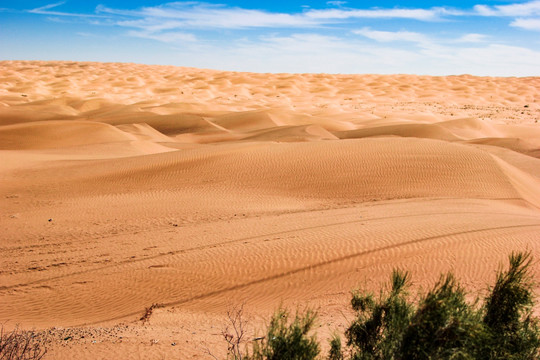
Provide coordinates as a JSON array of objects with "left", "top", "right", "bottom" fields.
[
  {"left": 0, "top": 120, "right": 136, "bottom": 150},
  {"left": 1, "top": 61, "right": 539, "bottom": 359}
]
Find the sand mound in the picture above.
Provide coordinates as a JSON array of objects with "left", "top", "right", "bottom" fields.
[
  {"left": 115, "top": 123, "right": 176, "bottom": 143},
  {"left": 1, "top": 61, "right": 539, "bottom": 359},
  {"left": 335, "top": 123, "right": 460, "bottom": 141},
  {"left": 242, "top": 124, "right": 338, "bottom": 142},
  {"left": 0, "top": 120, "right": 135, "bottom": 150},
  {"left": 212, "top": 109, "right": 284, "bottom": 131},
  {"left": 437, "top": 117, "right": 502, "bottom": 139}
]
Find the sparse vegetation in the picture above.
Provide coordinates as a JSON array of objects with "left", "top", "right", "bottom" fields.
[
  {"left": 246, "top": 308, "right": 319, "bottom": 360},
  {"left": 222, "top": 252, "right": 540, "bottom": 359},
  {"left": 482, "top": 252, "right": 540, "bottom": 359},
  {"left": 328, "top": 334, "right": 343, "bottom": 360},
  {"left": 140, "top": 303, "right": 164, "bottom": 324},
  {"left": 222, "top": 304, "right": 249, "bottom": 360},
  {"left": 0, "top": 326, "right": 47, "bottom": 360},
  {"left": 222, "top": 307, "right": 319, "bottom": 360}
]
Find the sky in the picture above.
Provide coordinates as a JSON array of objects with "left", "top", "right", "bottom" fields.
[{"left": 1, "top": 1, "right": 540, "bottom": 76}]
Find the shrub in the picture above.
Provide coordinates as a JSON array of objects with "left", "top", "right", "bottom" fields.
[
  {"left": 223, "top": 252, "right": 540, "bottom": 360},
  {"left": 0, "top": 326, "right": 47, "bottom": 360},
  {"left": 345, "top": 269, "right": 413, "bottom": 359},
  {"left": 343, "top": 251, "right": 540, "bottom": 360},
  {"left": 400, "top": 273, "right": 484, "bottom": 359},
  {"left": 482, "top": 251, "right": 540, "bottom": 359},
  {"left": 328, "top": 334, "right": 343, "bottom": 360},
  {"left": 247, "top": 308, "right": 320, "bottom": 360}
]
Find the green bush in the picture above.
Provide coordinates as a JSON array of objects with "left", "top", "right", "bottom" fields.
[
  {"left": 328, "top": 334, "right": 343, "bottom": 360},
  {"left": 246, "top": 308, "right": 319, "bottom": 360},
  {"left": 482, "top": 252, "right": 540, "bottom": 359},
  {"left": 343, "top": 251, "right": 539, "bottom": 360},
  {"left": 225, "top": 252, "right": 540, "bottom": 360},
  {"left": 400, "top": 273, "right": 483, "bottom": 359},
  {"left": 346, "top": 269, "right": 413, "bottom": 359}
]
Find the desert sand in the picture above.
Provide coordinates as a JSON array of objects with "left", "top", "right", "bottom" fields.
[{"left": 1, "top": 60, "right": 539, "bottom": 359}]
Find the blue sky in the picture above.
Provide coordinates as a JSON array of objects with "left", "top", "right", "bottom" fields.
[{"left": 1, "top": 1, "right": 540, "bottom": 75}]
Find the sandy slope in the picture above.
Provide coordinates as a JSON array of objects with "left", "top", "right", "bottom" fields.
[{"left": 1, "top": 61, "right": 540, "bottom": 359}]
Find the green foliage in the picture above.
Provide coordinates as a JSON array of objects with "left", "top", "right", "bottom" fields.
[
  {"left": 400, "top": 273, "right": 483, "bottom": 360},
  {"left": 328, "top": 334, "right": 343, "bottom": 360},
  {"left": 482, "top": 251, "right": 540, "bottom": 359},
  {"left": 346, "top": 269, "right": 413, "bottom": 360},
  {"left": 344, "top": 252, "right": 539, "bottom": 360},
  {"left": 225, "top": 252, "right": 540, "bottom": 360},
  {"left": 485, "top": 252, "right": 534, "bottom": 330},
  {"left": 247, "top": 308, "right": 320, "bottom": 360}
]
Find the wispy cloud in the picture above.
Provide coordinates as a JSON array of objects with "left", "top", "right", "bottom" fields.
[
  {"left": 455, "top": 33, "right": 487, "bottom": 43},
  {"left": 89, "top": 2, "right": 466, "bottom": 45},
  {"left": 94, "top": 1, "right": 465, "bottom": 31},
  {"left": 474, "top": 0, "right": 540, "bottom": 16},
  {"left": 97, "top": 3, "right": 322, "bottom": 29},
  {"left": 172, "top": 32, "right": 540, "bottom": 75},
  {"left": 471, "top": 0, "right": 540, "bottom": 35},
  {"left": 305, "top": 7, "right": 453, "bottom": 21},
  {"left": 127, "top": 30, "right": 196, "bottom": 43},
  {"left": 28, "top": 2, "right": 103, "bottom": 17},
  {"left": 222, "top": 33, "right": 423, "bottom": 73},
  {"left": 353, "top": 28, "right": 430, "bottom": 43},
  {"left": 510, "top": 17, "right": 540, "bottom": 31},
  {"left": 326, "top": 1, "right": 347, "bottom": 7},
  {"left": 24, "top": 1, "right": 540, "bottom": 32},
  {"left": 353, "top": 28, "right": 489, "bottom": 48}
]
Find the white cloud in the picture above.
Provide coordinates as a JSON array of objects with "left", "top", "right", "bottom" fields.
[
  {"left": 217, "top": 33, "right": 423, "bottom": 74},
  {"left": 27, "top": 1, "right": 540, "bottom": 34},
  {"left": 353, "top": 28, "right": 491, "bottom": 50},
  {"left": 353, "top": 28, "right": 430, "bottom": 43},
  {"left": 511, "top": 17, "right": 540, "bottom": 30},
  {"left": 474, "top": 0, "right": 540, "bottom": 16},
  {"left": 96, "top": 2, "right": 462, "bottom": 30},
  {"left": 472, "top": 1, "right": 540, "bottom": 34},
  {"left": 473, "top": 5, "right": 498, "bottom": 16},
  {"left": 117, "top": 19, "right": 187, "bottom": 33},
  {"left": 326, "top": 1, "right": 347, "bottom": 6},
  {"left": 97, "top": 3, "right": 463, "bottom": 46},
  {"left": 455, "top": 44, "right": 540, "bottom": 74},
  {"left": 24, "top": 0, "right": 540, "bottom": 32},
  {"left": 305, "top": 8, "right": 443, "bottom": 21},
  {"left": 455, "top": 33, "right": 487, "bottom": 43},
  {"left": 97, "top": 3, "right": 321, "bottom": 29},
  {"left": 28, "top": 2, "right": 103, "bottom": 17},
  {"left": 157, "top": 32, "right": 540, "bottom": 76},
  {"left": 127, "top": 30, "right": 197, "bottom": 43}
]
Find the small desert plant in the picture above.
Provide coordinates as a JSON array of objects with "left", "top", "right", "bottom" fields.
[
  {"left": 223, "top": 304, "right": 249, "bottom": 360},
  {"left": 328, "top": 334, "right": 344, "bottom": 360},
  {"left": 345, "top": 269, "right": 414, "bottom": 360},
  {"left": 247, "top": 307, "right": 320, "bottom": 360},
  {"left": 218, "top": 306, "right": 319, "bottom": 360},
  {"left": 399, "top": 273, "right": 484, "bottom": 359},
  {"left": 0, "top": 326, "right": 47, "bottom": 360},
  {"left": 481, "top": 251, "right": 540, "bottom": 359}
]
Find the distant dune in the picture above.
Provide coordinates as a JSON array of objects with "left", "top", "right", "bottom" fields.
[{"left": 1, "top": 61, "right": 539, "bottom": 359}]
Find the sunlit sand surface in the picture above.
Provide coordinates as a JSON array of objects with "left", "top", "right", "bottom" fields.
[{"left": 1, "top": 60, "right": 539, "bottom": 359}]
